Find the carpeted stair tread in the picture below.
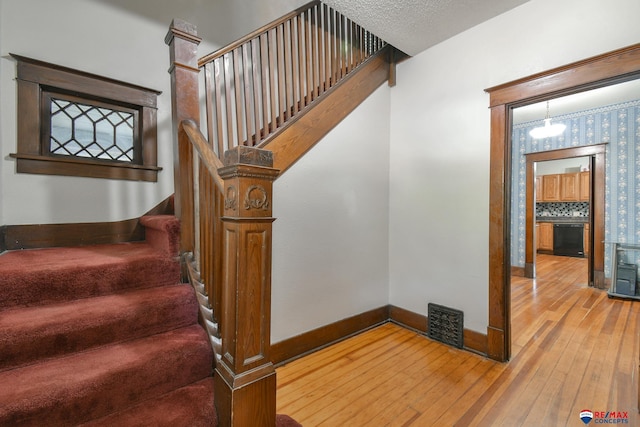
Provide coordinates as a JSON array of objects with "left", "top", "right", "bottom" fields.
[
  {"left": 0, "top": 284, "right": 198, "bottom": 372},
  {"left": 140, "top": 215, "right": 181, "bottom": 257},
  {"left": 0, "top": 324, "right": 213, "bottom": 426},
  {"left": 80, "top": 377, "right": 217, "bottom": 427},
  {"left": 0, "top": 242, "right": 180, "bottom": 309}
]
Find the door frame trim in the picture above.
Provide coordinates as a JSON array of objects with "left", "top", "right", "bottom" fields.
[
  {"left": 484, "top": 43, "right": 640, "bottom": 362},
  {"left": 525, "top": 145, "right": 606, "bottom": 287}
]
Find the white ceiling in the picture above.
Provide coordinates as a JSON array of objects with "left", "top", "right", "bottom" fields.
[{"left": 322, "top": 0, "right": 530, "bottom": 56}]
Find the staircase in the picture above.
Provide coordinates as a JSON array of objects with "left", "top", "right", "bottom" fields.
[
  {"left": 165, "top": 1, "right": 396, "bottom": 425},
  {"left": 0, "top": 215, "right": 217, "bottom": 426}
]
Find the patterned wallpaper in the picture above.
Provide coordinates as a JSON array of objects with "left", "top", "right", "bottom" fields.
[{"left": 511, "top": 99, "right": 640, "bottom": 276}]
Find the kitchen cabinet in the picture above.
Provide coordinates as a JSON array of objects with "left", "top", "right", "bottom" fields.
[
  {"left": 579, "top": 171, "right": 590, "bottom": 201},
  {"left": 584, "top": 223, "right": 590, "bottom": 256},
  {"left": 541, "top": 174, "right": 560, "bottom": 201},
  {"left": 535, "top": 176, "right": 543, "bottom": 202},
  {"left": 537, "top": 172, "right": 589, "bottom": 202},
  {"left": 537, "top": 222, "right": 554, "bottom": 252},
  {"left": 560, "top": 173, "right": 580, "bottom": 201}
]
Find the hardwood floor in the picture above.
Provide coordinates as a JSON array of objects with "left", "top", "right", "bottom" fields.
[{"left": 276, "top": 254, "right": 640, "bottom": 426}]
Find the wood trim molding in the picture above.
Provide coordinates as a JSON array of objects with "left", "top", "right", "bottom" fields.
[
  {"left": 485, "top": 43, "right": 640, "bottom": 362},
  {"left": 271, "top": 306, "right": 389, "bottom": 366},
  {"left": 525, "top": 145, "right": 606, "bottom": 288},
  {"left": 272, "top": 305, "right": 489, "bottom": 366},
  {"left": 388, "top": 305, "right": 488, "bottom": 356},
  {"left": 510, "top": 266, "right": 525, "bottom": 277},
  {"left": 10, "top": 54, "right": 161, "bottom": 182},
  {"left": 0, "top": 196, "right": 174, "bottom": 251}
]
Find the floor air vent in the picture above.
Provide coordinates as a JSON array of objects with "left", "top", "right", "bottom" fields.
[{"left": 427, "top": 303, "right": 464, "bottom": 349}]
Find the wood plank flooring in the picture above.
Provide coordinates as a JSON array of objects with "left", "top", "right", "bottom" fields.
[{"left": 276, "top": 254, "right": 640, "bottom": 426}]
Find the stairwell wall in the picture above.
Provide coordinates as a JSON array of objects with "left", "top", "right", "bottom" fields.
[
  {"left": 0, "top": 0, "right": 306, "bottom": 225},
  {"left": 271, "top": 85, "right": 391, "bottom": 343}
]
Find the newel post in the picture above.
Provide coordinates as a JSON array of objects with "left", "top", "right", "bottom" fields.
[
  {"left": 165, "top": 19, "right": 202, "bottom": 255},
  {"left": 215, "top": 146, "right": 279, "bottom": 427}
]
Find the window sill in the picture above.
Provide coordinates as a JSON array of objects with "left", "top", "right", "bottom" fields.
[{"left": 10, "top": 153, "right": 161, "bottom": 182}]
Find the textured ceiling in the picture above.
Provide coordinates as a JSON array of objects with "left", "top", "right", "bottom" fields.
[{"left": 323, "top": 0, "right": 529, "bottom": 56}]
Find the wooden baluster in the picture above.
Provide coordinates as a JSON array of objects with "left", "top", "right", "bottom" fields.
[
  {"left": 297, "top": 12, "right": 307, "bottom": 108},
  {"left": 305, "top": 8, "right": 315, "bottom": 102},
  {"left": 283, "top": 20, "right": 293, "bottom": 119},
  {"left": 276, "top": 24, "right": 286, "bottom": 125},
  {"left": 203, "top": 63, "right": 215, "bottom": 149},
  {"left": 267, "top": 29, "right": 278, "bottom": 130},
  {"left": 214, "top": 58, "right": 226, "bottom": 156},
  {"left": 215, "top": 146, "right": 279, "bottom": 427},
  {"left": 232, "top": 48, "right": 245, "bottom": 147},
  {"left": 165, "top": 19, "right": 202, "bottom": 258},
  {"left": 259, "top": 34, "right": 271, "bottom": 137},
  {"left": 329, "top": 7, "right": 336, "bottom": 87},
  {"left": 291, "top": 15, "right": 300, "bottom": 114},
  {"left": 241, "top": 44, "right": 254, "bottom": 146},
  {"left": 316, "top": 4, "right": 325, "bottom": 96},
  {"left": 223, "top": 53, "right": 235, "bottom": 150},
  {"left": 339, "top": 14, "right": 346, "bottom": 79},
  {"left": 251, "top": 38, "right": 262, "bottom": 145}
]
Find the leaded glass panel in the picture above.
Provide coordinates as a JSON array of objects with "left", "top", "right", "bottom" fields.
[{"left": 49, "top": 97, "right": 136, "bottom": 162}]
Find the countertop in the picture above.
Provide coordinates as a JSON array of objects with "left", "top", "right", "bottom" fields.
[{"left": 536, "top": 216, "right": 589, "bottom": 224}]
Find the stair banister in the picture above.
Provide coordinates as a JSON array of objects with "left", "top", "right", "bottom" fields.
[
  {"left": 166, "top": 18, "right": 281, "bottom": 427},
  {"left": 166, "top": 5, "right": 392, "bottom": 425}
]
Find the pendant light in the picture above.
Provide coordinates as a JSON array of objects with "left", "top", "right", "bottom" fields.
[{"left": 529, "top": 101, "right": 566, "bottom": 139}]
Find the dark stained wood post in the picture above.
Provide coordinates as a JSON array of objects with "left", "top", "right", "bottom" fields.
[
  {"left": 165, "top": 19, "right": 202, "bottom": 255},
  {"left": 215, "top": 146, "right": 279, "bottom": 427}
]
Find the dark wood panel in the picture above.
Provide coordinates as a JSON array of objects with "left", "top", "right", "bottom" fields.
[
  {"left": 388, "top": 304, "right": 427, "bottom": 333},
  {"left": 0, "top": 196, "right": 174, "bottom": 251},
  {"left": 272, "top": 304, "right": 488, "bottom": 366},
  {"left": 271, "top": 306, "right": 389, "bottom": 365}
]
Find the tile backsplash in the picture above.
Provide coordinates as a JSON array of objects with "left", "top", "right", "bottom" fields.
[{"left": 536, "top": 202, "right": 589, "bottom": 218}]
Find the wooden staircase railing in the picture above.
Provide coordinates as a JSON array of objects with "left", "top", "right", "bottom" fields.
[
  {"left": 165, "top": 3, "right": 392, "bottom": 426},
  {"left": 198, "top": 0, "right": 385, "bottom": 156}
]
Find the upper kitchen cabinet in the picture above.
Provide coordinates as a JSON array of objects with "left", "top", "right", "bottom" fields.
[
  {"left": 537, "top": 172, "right": 590, "bottom": 202},
  {"left": 541, "top": 174, "right": 561, "bottom": 201},
  {"left": 579, "top": 171, "right": 590, "bottom": 201},
  {"left": 535, "top": 176, "right": 543, "bottom": 202},
  {"left": 560, "top": 173, "right": 580, "bottom": 201}
]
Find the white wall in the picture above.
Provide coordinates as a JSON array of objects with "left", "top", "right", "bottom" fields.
[
  {"left": 271, "top": 86, "right": 391, "bottom": 343},
  {"left": 536, "top": 158, "right": 589, "bottom": 176},
  {"left": 388, "top": 0, "right": 640, "bottom": 333},
  {"left": 0, "top": 0, "right": 306, "bottom": 225}
]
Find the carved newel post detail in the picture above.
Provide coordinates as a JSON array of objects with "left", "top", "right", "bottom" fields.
[{"left": 215, "top": 146, "right": 280, "bottom": 427}]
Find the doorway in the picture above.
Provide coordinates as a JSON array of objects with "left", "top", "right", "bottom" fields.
[
  {"left": 484, "top": 43, "right": 640, "bottom": 362},
  {"left": 523, "top": 147, "right": 606, "bottom": 288}
]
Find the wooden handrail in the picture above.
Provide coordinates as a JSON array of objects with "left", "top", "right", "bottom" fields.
[{"left": 181, "top": 119, "right": 224, "bottom": 192}]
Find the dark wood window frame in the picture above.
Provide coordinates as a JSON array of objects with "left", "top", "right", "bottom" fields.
[{"left": 10, "top": 54, "right": 162, "bottom": 181}]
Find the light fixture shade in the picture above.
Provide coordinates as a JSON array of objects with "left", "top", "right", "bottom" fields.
[{"left": 529, "top": 118, "right": 566, "bottom": 139}]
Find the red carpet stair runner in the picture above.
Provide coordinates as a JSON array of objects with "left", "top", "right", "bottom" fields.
[
  {"left": 0, "top": 215, "right": 216, "bottom": 426},
  {"left": 0, "top": 215, "right": 300, "bottom": 426}
]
